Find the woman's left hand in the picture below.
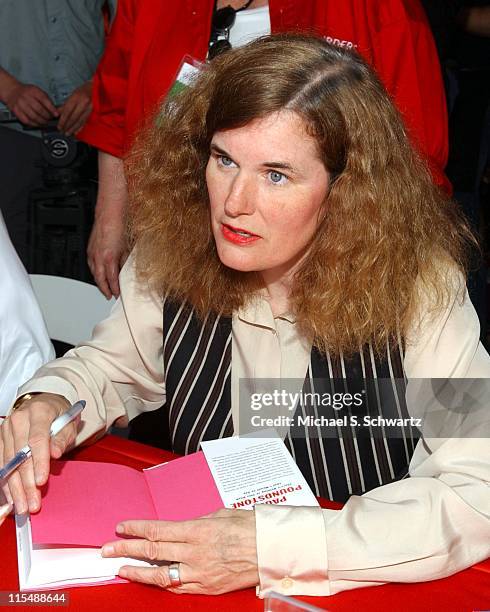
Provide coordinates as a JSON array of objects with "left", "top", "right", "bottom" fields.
[{"left": 101, "top": 509, "right": 259, "bottom": 594}]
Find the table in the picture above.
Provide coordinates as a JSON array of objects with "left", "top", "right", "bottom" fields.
[{"left": 1, "top": 435, "right": 489, "bottom": 611}]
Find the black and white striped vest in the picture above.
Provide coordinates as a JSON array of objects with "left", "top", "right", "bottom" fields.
[{"left": 163, "top": 299, "right": 417, "bottom": 503}]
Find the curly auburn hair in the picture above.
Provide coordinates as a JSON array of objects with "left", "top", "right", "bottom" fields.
[{"left": 127, "top": 34, "right": 474, "bottom": 357}]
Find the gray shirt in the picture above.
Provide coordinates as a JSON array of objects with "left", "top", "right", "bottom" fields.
[{"left": 0, "top": 0, "right": 116, "bottom": 114}]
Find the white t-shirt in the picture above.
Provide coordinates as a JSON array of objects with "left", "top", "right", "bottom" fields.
[
  {"left": 229, "top": 5, "right": 271, "bottom": 48},
  {"left": 0, "top": 214, "right": 54, "bottom": 416}
]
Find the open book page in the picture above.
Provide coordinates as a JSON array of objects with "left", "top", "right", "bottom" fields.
[
  {"left": 19, "top": 455, "right": 223, "bottom": 591},
  {"left": 143, "top": 452, "right": 223, "bottom": 520},
  {"left": 30, "top": 461, "right": 156, "bottom": 546},
  {"left": 201, "top": 435, "right": 319, "bottom": 509},
  {"left": 16, "top": 514, "right": 151, "bottom": 591}
]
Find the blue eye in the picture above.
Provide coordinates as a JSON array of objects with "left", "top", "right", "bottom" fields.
[
  {"left": 218, "top": 155, "right": 235, "bottom": 167},
  {"left": 268, "top": 170, "right": 287, "bottom": 185}
]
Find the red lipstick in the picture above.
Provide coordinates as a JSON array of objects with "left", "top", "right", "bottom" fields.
[{"left": 221, "top": 224, "right": 260, "bottom": 245}]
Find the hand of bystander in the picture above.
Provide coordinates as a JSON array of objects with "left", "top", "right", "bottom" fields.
[
  {"left": 1, "top": 73, "right": 58, "bottom": 127},
  {"left": 57, "top": 81, "right": 93, "bottom": 136}
]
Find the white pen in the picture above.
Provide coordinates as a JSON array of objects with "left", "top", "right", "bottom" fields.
[{"left": 0, "top": 400, "right": 86, "bottom": 482}]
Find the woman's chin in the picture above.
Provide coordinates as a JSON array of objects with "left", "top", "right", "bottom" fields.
[
  {"left": 217, "top": 251, "right": 259, "bottom": 273},
  {"left": 221, "top": 260, "right": 258, "bottom": 273}
]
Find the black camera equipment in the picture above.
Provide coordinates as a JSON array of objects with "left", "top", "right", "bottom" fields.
[
  {"left": 28, "top": 122, "right": 97, "bottom": 281},
  {"left": 1, "top": 110, "right": 97, "bottom": 280}
]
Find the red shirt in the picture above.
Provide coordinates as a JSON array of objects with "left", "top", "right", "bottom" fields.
[{"left": 79, "top": 0, "right": 450, "bottom": 190}]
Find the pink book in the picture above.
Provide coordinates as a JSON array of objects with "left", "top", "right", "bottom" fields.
[
  {"left": 16, "top": 433, "right": 319, "bottom": 592},
  {"left": 16, "top": 452, "right": 223, "bottom": 591}
]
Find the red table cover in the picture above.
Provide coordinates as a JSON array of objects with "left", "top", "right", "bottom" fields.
[{"left": 0, "top": 435, "right": 488, "bottom": 611}]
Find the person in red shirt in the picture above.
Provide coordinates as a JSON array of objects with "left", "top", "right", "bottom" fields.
[{"left": 79, "top": 0, "right": 450, "bottom": 298}]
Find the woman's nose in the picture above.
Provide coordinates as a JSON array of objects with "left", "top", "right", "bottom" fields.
[{"left": 223, "top": 173, "right": 256, "bottom": 217}]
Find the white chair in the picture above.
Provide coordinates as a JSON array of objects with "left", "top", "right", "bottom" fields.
[
  {"left": 28, "top": 275, "right": 127, "bottom": 436},
  {"left": 29, "top": 275, "right": 115, "bottom": 346}
]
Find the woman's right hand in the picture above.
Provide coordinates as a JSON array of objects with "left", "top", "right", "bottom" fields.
[{"left": 0, "top": 393, "right": 75, "bottom": 514}]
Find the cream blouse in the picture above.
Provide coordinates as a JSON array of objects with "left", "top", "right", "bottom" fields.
[{"left": 16, "top": 255, "right": 490, "bottom": 597}]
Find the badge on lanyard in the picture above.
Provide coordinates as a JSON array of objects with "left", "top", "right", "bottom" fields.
[
  {"left": 168, "top": 55, "right": 203, "bottom": 97},
  {"left": 155, "top": 55, "right": 203, "bottom": 126}
]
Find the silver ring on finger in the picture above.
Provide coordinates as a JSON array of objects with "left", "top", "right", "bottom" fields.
[{"left": 168, "top": 562, "right": 182, "bottom": 587}]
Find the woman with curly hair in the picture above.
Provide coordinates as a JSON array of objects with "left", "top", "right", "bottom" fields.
[{"left": 2, "top": 35, "right": 489, "bottom": 597}]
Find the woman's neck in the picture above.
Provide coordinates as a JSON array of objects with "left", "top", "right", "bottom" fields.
[{"left": 261, "top": 272, "right": 293, "bottom": 318}]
